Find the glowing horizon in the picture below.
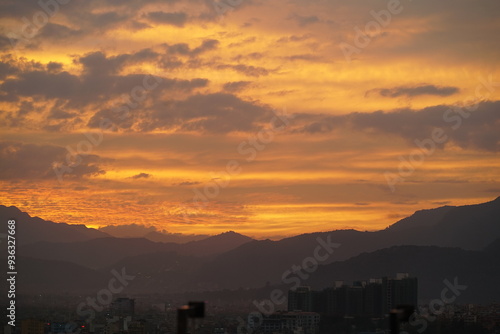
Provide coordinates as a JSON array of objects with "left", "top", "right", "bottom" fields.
[{"left": 1, "top": 0, "right": 499, "bottom": 239}]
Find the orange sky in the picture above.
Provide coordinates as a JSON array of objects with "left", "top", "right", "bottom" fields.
[{"left": 0, "top": 0, "right": 499, "bottom": 239}]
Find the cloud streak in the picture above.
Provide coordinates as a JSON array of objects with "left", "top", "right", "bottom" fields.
[
  {"left": 367, "top": 85, "right": 460, "bottom": 98},
  {"left": 298, "top": 101, "right": 500, "bottom": 152},
  {"left": 0, "top": 141, "right": 107, "bottom": 180}
]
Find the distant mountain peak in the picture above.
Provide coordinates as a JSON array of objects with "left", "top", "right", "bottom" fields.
[
  {"left": 99, "top": 223, "right": 208, "bottom": 243},
  {"left": 216, "top": 230, "right": 250, "bottom": 238},
  {"left": 177, "top": 230, "right": 254, "bottom": 256},
  {"left": 385, "top": 205, "right": 455, "bottom": 232},
  {"left": 0, "top": 205, "right": 110, "bottom": 245}
]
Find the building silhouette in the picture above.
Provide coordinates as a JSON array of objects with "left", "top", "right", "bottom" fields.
[
  {"left": 288, "top": 286, "right": 313, "bottom": 313},
  {"left": 257, "top": 311, "right": 320, "bottom": 334},
  {"left": 288, "top": 273, "right": 417, "bottom": 318},
  {"left": 111, "top": 297, "right": 135, "bottom": 318},
  {"left": 382, "top": 273, "right": 418, "bottom": 315}
]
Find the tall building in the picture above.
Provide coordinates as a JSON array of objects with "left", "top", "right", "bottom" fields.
[
  {"left": 287, "top": 274, "right": 417, "bottom": 318},
  {"left": 128, "top": 319, "right": 147, "bottom": 334},
  {"left": 346, "top": 282, "right": 364, "bottom": 316},
  {"left": 260, "top": 311, "right": 320, "bottom": 334},
  {"left": 382, "top": 273, "right": 418, "bottom": 314},
  {"left": 364, "top": 279, "right": 383, "bottom": 317},
  {"left": 288, "top": 287, "right": 312, "bottom": 312},
  {"left": 330, "top": 284, "right": 348, "bottom": 316},
  {"left": 311, "top": 290, "right": 327, "bottom": 314},
  {"left": 322, "top": 282, "right": 364, "bottom": 317}
]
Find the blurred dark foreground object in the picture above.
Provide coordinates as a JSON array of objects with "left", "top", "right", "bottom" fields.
[
  {"left": 390, "top": 304, "right": 415, "bottom": 334},
  {"left": 178, "top": 301, "right": 205, "bottom": 334}
]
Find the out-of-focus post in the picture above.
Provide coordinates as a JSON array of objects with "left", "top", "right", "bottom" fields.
[{"left": 177, "top": 301, "right": 205, "bottom": 334}]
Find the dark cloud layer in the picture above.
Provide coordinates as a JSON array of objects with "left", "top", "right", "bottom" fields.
[
  {"left": 216, "top": 64, "right": 270, "bottom": 77},
  {"left": 298, "top": 101, "right": 500, "bottom": 152},
  {"left": 163, "top": 39, "right": 219, "bottom": 57},
  {"left": 0, "top": 0, "right": 216, "bottom": 50},
  {"left": 0, "top": 141, "right": 106, "bottom": 180},
  {"left": 145, "top": 11, "right": 188, "bottom": 27},
  {"left": 143, "top": 93, "right": 274, "bottom": 133},
  {"left": 223, "top": 81, "right": 252, "bottom": 92},
  {"left": 0, "top": 52, "right": 210, "bottom": 130},
  {"left": 368, "top": 85, "right": 460, "bottom": 98},
  {"left": 288, "top": 13, "right": 320, "bottom": 27},
  {"left": 130, "top": 172, "right": 151, "bottom": 179},
  {"left": 37, "top": 23, "right": 82, "bottom": 41}
]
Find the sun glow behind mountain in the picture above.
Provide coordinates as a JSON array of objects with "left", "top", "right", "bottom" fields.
[{"left": 0, "top": 0, "right": 499, "bottom": 238}]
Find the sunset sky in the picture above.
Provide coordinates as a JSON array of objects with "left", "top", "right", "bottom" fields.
[{"left": 0, "top": 0, "right": 499, "bottom": 239}]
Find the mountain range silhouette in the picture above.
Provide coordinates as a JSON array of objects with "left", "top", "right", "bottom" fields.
[{"left": 1, "top": 196, "right": 499, "bottom": 303}]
